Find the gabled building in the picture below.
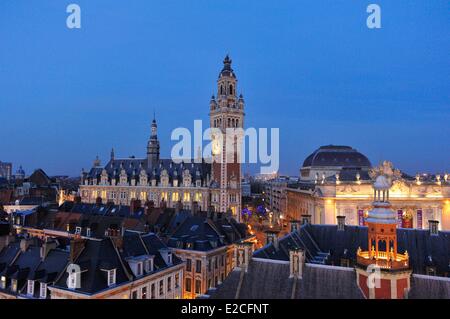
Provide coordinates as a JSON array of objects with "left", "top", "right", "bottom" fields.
[
  {"left": 165, "top": 210, "right": 254, "bottom": 299},
  {"left": 0, "top": 230, "right": 184, "bottom": 299}
]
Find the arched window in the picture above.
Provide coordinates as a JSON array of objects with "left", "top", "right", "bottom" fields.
[
  {"left": 229, "top": 84, "right": 233, "bottom": 95},
  {"left": 236, "top": 119, "right": 239, "bottom": 127},
  {"left": 228, "top": 118, "right": 231, "bottom": 127},
  {"left": 231, "top": 119, "right": 235, "bottom": 127},
  {"left": 220, "top": 86, "right": 224, "bottom": 95}
]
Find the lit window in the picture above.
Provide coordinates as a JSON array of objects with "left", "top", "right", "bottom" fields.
[
  {"left": 107, "top": 269, "right": 116, "bottom": 286},
  {"left": 40, "top": 283, "right": 47, "bottom": 299},
  {"left": 141, "top": 286, "right": 147, "bottom": 299},
  {"left": 183, "top": 192, "right": 190, "bottom": 202},
  {"left": 27, "top": 280, "right": 34, "bottom": 296}
]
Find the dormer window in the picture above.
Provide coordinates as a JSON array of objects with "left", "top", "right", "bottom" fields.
[
  {"left": 75, "top": 226, "right": 82, "bottom": 235},
  {"left": 86, "top": 228, "right": 91, "bottom": 237},
  {"left": 40, "top": 282, "right": 47, "bottom": 299},
  {"left": 11, "top": 279, "right": 18, "bottom": 293},
  {"left": 144, "top": 258, "right": 154, "bottom": 273},
  {"left": 137, "top": 262, "right": 143, "bottom": 276},
  {"left": 107, "top": 269, "right": 116, "bottom": 286},
  {"left": 27, "top": 280, "right": 34, "bottom": 296}
]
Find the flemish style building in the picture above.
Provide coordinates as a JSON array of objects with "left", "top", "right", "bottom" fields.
[{"left": 79, "top": 56, "right": 245, "bottom": 220}]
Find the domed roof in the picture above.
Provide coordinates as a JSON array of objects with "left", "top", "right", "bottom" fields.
[{"left": 302, "top": 145, "right": 371, "bottom": 168}]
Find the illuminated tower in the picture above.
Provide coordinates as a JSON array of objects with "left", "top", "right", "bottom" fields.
[
  {"left": 210, "top": 55, "right": 245, "bottom": 219},
  {"left": 355, "top": 161, "right": 412, "bottom": 299}
]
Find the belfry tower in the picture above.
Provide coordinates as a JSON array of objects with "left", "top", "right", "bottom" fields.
[
  {"left": 355, "top": 161, "right": 412, "bottom": 299},
  {"left": 209, "top": 55, "right": 245, "bottom": 219},
  {"left": 147, "top": 115, "right": 160, "bottom": 169}
]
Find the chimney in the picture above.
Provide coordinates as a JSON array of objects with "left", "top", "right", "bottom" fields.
[
  {"left": 69, "top": 238, "right": 86, "bottom": 262},
  {"left": 40, "top": 240, "right": 57, "bottom": 260},
  {"left": 429, "top": 220, "right": 439, "bottom": 236},
  {"left": 20, "top": 238, "right": 33, "bottom": 252},
  {"left": 95, "top": 197, "right": 102, "bottom": 205},
  {"left": 130, "top": 199, "right": 141, "bottom": 214},
  {"left": 144, "top": 200, "right": 154, "bottom": 215},
  {"left": 301, "top": 214, "right": 312, "bottom": 225},
  {"left": 192, "top": 201, "right": 199, "bottom": 216},
  {"left": 175, "top": 200, "right": 183, "bottom": 214},
  {"left": 290, "top": 220, "right": 300, "bottom": 233},
  {"left": 289, "top": 248, "right": 305, "bottom": 279},
  {"left": 234, "top": 241, "right": 253, "bottom": 272},
  {"left": 111, "top": 234, "right": 124, "bottom": 252},
  {"left": 265, "top": 230, "right": 279, "bottom": 249},
  {"left": 337, "top": 215, "right": 346, "bottom": 231}
]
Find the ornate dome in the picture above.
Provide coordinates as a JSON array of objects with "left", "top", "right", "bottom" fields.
[
  {"left": 302, "top": 145, "right": 371, "bottom": 168},
  {"left": 219, "top": 55, "right": 236, "bottom": 78}
]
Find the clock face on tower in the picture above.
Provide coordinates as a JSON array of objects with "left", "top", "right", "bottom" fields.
[{"left": 212, "top": 136, "right": 221, "bottom": 156}]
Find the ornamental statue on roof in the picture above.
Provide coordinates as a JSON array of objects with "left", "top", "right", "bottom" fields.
[{"left": 368, "top": 160, "right": 402, "bottom": 181}]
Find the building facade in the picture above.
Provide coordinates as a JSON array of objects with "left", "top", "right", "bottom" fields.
[
  {"left": 288, "top": 160, "right": 450, "bottom": 230},
  {"left": 79, "top": 56, "right": 244, "bottom": 220},
  {"left": 0, "top": 162, "right": 12, "bottom": 181}
]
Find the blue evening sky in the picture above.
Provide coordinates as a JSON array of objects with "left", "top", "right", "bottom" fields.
[{"left": 0, "top": 0, "right": 449, "bottom": 177}]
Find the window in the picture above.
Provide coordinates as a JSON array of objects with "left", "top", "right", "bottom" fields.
[
  {"left": 137, "top": 262, "right": 143, "bottom": 276},
  {"left": 131, "top": 290, "right": 138, "bottom": 299},
  {"left": 141, "top": 286, "right": 147, "bottom": 299},
  {"left": 107, "top": 269, "right": 116, "bottom": 286},
  {"left": 175, "top": 273, "right": 179, "bottom": 288},
  {"left": 151, "top": 283, "right": 155, "bottom": 299},
  {"left": 167, "top": 277, "right": 172, "bottom": 292},
  {"left": 186, "top": 259, "right": 192, "bottom": 272},
  {"left": 86, "top": 228, "right": 91, "bottom": 237},
  {"left": 159, "top": 279, "right": 164, "bottom": 296},
  {"left": 208, "top": 260, "right": 211, "bottom": 272},
  {"left": 185, "top": 278, "right": 192, "bottom": 292},
  {"left": 75, "top": 226, "right": 81, "bottom": 234},
  {"left": 214, "top": 257, "right": 218, "bottom": 269},
  {"left": 195, "top": 260, "right": 202, "bottom": 273},
  {"left": 195, "top": 280, "right": 201, "bottom": 294},
  {"left": 27, "top": 280, "right": 34, "bottom": 296},
  {"left": 221, "top": 255, "right": 225, "bottom": 267},
  {"left": 0, "top": 276, "right": 6, "bottom": 289},
  {"left": 11, "top": 279, "right": 18, "bottom": 292},
  {"left": 40, "top": 283, "right": 47, "bottom": 299}
]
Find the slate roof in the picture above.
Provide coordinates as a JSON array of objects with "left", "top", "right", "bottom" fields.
[
  {"left": 0, "top": 238, "right": 69, "bottom": 298},
  {"left": 166, "top": 212, "right": 250, "bottom": 251},
  {"left": 86, "top": 158, "right": 211, "bottom": 184},
  {"left": 254, "top": 224, "right": 450, "bottom": 276},
  {"left": 302, "top": 145, "right": 371, "bottom": 168},
  {"left": 209, "top": 261, "right": 364, "bottom": 299},
  {"left": 53, "top": 230, "right": 183, "bottom": 296}
]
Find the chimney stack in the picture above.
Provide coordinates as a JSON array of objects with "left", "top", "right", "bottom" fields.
[
  {"left": 301, "top": 214, "right": 312, "bottom": 225},
  {"left": 69, "top": 237, "right": 86, "bottom": 262},
  {"left": 40, "top": 239, "right": 57, "bottom": 260},
  {"left": 175, "top": 200, "right": 183, "bottom": 214},
  {"left": 265, "top": 230, "right": 280, "bottom": 249},
  {"left": 20, "top": 238, "right": 33, "bottom": 252},
  {"left": 290, "top": 220, "right": 300, "bottom": 233},
  {"left": 192, "top": 201, "right": 199, "bottom": 216},
  {"left": 289, "top": 248, "right": 305, "bottom": 279},
  {"left": 429, "top": 220, "right": 439, "bottom": 236},
  {"left": 130, "top": 199, "right": 141, "bottom": 214},
  {"left": 337, "top": 215, "right": 346, "bottom": 231}
]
